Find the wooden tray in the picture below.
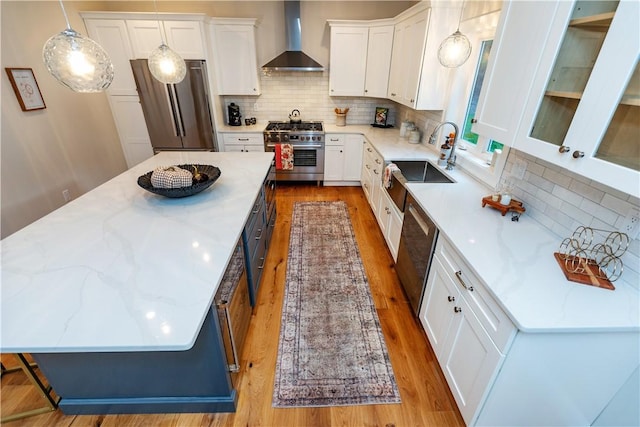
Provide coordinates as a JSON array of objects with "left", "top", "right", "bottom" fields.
[
  {"left": 481, "top": 195, "right": 526, "bottom": 216},
  {"left": 553, "top": 252, "right": 615, "bottom": 290}
]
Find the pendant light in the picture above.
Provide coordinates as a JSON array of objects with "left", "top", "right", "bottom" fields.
[
  {"left": 148, "top": 0, "right": 186, "bottom": 84},
  {"left": 42, "top": 0, "right": 114, "bottom": 92},
  {"left": 437, "top": 0, "right": 472, "bottom": 68}
]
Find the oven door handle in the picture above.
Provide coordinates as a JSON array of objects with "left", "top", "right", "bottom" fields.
[
  {"left": 407, "top": 203, "right": 432, "bottom": 238},
  {"left": 266, "top": 143, "right": 323, "bottom": 149}
]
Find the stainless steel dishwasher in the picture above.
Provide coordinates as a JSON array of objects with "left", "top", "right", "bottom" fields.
[{"left": 395, "top": 193, "right": 439, "bottom": 315}]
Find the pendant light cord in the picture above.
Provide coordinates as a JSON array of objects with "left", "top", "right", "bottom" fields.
[
  {"left": 153, "top": 0, "right": 167, "bottom": 44},
  {"left": 456, "top": 0, "right": 465, "bottom": 31},
  {"left": 58, "top": 0, "right": 71, "bottom": 30}
]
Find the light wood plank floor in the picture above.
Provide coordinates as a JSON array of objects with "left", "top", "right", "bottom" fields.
[{"left": 1, "top": 184, "right": 464, "bottom": 427}]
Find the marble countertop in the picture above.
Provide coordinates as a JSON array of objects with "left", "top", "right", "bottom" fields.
[
  {"left": 1, "top": 151, "right": 274, "bottom": 353},
  {"left": 332, "top": 124, "right": 640, "bottom": 332}
]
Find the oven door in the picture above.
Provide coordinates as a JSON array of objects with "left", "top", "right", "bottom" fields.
[{"left": 265, "top": 143, "right": 324, "bottom": 182}]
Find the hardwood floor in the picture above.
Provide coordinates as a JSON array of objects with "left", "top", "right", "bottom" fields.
[{"left": 1, "top": 184, "right": 464, "bottom": 427}]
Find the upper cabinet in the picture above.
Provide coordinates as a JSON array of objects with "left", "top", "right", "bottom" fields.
[
  {"left": 328, "top": 21, "right": 394, "bottom": 98},
  {"left": 387, "top": 5, "right": 457, "bottom": 110},
  {"left": 470, "top": 1, "right": 563, "bottom": 146},
  {"left": 210, "top": 18, "right": 261, "bottom": 96},
  {"left": 84, "top": 19, "right": 137, "bottom": 95},
  {"left": 126, "top": 19, "right": 206, "bottom": 59},
  {"left": 514, "top": 0, "right": 639, "bottom": 196}
]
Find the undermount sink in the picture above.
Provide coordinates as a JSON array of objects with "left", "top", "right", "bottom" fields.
[
  {"left": 386, "top": 160, "right": 455, "bottom": 212},
  {"left": 391, "top": 160, "right": 455, "bottom": 183}
]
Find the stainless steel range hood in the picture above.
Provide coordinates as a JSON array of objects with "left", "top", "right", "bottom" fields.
[{"left": 262, "top": 1, "right": 324, "bottom": 72}]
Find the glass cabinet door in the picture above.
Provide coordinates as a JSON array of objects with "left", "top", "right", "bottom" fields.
[
  {"left": 529, "top": 1, "right": 619, "bottom": 146},
  {"left": 595, "top": 60, "right": 640, "bottom": 172}
]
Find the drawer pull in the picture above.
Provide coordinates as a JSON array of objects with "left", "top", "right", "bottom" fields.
[
  {"left": 255, "top": 228, "right": 263, "bottom": 240},
  {"left": 375, "top": 159, "right": 381, "bottom": 164},
  {"left": 239, "top": 138, "right": 249, "bottom": 141},
  {"left": 455, "top": 270, "right": 474, "bottom": 292},
  {"left": 454, "top": 306, "right": 462, "bottom": 313},
  {"left": 258, "top": 257, "right": 266, "bottom": 269},
  {"left": 447, "top": 295, "right": 455, "bottom": 302}
]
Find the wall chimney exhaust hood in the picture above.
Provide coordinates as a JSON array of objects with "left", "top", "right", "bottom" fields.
[{"left": 262, "top": 1, "right": 324, "bottom": 72}]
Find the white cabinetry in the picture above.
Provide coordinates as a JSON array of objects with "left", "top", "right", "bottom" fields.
[
  {"left": 108, "top": 96, "right": 154, "bottom": 167},
  {"left": 514, "top": 0, "right": 639, "bottom": 196},
  {"left": 324, "top": 134, "right": 363, "bottom": 184},
  {"left": 387, "top": 5, "right": 454, "bottom": 110},
  {"left": 359, "top": 139, "right": 402, "bottom": 260},
  {"left": 364, "top": 24, "right": 395, "bottom": 98},
  {"left": 328, "top": 25, "right": 369, "bottom": 96},
  {"left": 420, "top": 237, "right": 515, "bottom": 425},
  {"left": 328, "top": 22, "right": 394, "bottom": 98},
  {"left": 471, "top": 1, "right": 562, "bottom": 146},
  {"left": 126, "top": 19, "right": 205, "bottom": 59},
  {"left": 210, "top": 19, "right": 261, "bottom": 96},
  {"left": 83, "top": 19, "right": 137, "bottom": 95},
  {"left": 221, "top": 133, "right": 264, "bottom": 152}
]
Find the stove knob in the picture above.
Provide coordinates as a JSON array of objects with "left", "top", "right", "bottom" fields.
[{"left": 312, "top": 136, "right": 316, "bottom": 141}]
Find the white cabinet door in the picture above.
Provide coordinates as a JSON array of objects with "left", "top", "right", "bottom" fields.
[
  {"left": 329, "top": 26, "right": 369, "bottom": 96},
  {"left": 472, "top": 1, "right": 564, "bottom": 147},
  {"left": 84, "top": 19, "right": 137, "bottom": 96},
  {"left": 210, "top": 20, "right": 261, "bottom": 95},
  {"left": 324, "top": 145, "right": 344, "bottom": 181},
  {"left": 127, "top": 20, "right": 205, "bottom": 60},
  {"left": 419, "top": 257, "right": 458, "bottom": 360},
  {"left": 387, "top": 9, "right": 429, "bottom": 108},
  {"left": 126, "top": 20, "right": 163, "bottom": 59},
  {"left": 515, "top": 0, "right": 639, "bottom": 196},
  {"left": 108, "top": 95, "right": 153, "bottom": 168},
  {"left": 364, "top": 25, "right": 394, "bottom": 98},
  {"left": 163, "top": 20, "right": 205, "bottom": 59},
  {"left": 343, "top": 135, "right": 363, "bottom": 181},
  {"left": 441, "top": 294, "right": 503, "bottom": 426}
]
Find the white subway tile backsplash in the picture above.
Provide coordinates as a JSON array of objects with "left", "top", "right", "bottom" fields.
[{"left": 505, "top": 148, "right": 639, "bottom": 289}]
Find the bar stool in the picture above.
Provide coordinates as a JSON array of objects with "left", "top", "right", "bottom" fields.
[{"left": 0, "top": 354, "right": 59, "bottom": 423}]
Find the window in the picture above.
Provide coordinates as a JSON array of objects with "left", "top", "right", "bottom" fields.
[{"left": 461, "top": 40, "right": 504, "bottom": 153}]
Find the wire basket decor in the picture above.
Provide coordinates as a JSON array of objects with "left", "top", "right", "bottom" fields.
[{"left": 554, "top": 226, "right": 629, "bottom": 290}]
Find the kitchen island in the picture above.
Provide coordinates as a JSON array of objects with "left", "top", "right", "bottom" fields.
[{"left": 1, "top": 151, "right": 274, "bottom": 414}]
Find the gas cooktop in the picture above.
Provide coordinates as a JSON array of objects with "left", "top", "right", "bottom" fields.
[{"left": 265, "top": 121, "right": 323, "bottom": 132}]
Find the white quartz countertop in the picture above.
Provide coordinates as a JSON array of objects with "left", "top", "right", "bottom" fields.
[
  {"left": 1, "top": 152, "right": 274, "bottom": 353},
  {"left": 331, "top": 124, "right": 640, "bottom": 332}
]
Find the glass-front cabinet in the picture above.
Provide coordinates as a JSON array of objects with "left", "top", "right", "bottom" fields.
[{"left": 515, "top": 0, "right": 639, "bottom": 196}]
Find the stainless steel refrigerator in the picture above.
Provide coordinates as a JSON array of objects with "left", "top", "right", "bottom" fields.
[{"left": 131, "top": 59, "right": 217, "bottom": 152}]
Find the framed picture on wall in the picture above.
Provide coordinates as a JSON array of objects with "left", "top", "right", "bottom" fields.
[{"left": 5, "top": 68, "right": 46, "bottom": 111}]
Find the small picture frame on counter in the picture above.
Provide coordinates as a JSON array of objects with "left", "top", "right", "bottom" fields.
[{"left": 372, "top": 107, "right": 393, "bottom": 128}]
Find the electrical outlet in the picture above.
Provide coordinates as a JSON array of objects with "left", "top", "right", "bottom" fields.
[
  {"left": 253, "top": 102, "right": 259, "bottom": 111},
  {"left": 621, "top": 207, "right": 640, "bottom": 239},
  {"left": 62, "top": 189, "right": 71, "bottom": 203}
]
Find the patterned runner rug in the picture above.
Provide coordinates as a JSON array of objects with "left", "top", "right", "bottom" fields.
[{"left": 272, "top": 201, "right": 401, "bottom": 407}]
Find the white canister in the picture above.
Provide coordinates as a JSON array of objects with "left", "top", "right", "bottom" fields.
[
  {"left": 500, "top": 193, "right": 512, "bottom": 205},
  {"left": 409, "top": 129, "right": 421, "bottom": 144},
  {"left": 399, "top": 121, "right": 412, "bottom": 137}
]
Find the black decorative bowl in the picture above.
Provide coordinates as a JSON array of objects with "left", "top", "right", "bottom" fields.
[{"left": 137, "top": 164, "right": 221, "bottom": 198}]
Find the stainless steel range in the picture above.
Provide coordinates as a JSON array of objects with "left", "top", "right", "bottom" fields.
[{"left": 264, "top": 121, "right": 325, "bottom": 183}]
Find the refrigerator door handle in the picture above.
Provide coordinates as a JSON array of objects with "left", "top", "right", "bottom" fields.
[{"left": 167, "top": 84, "right": 185, "bottom": 137}]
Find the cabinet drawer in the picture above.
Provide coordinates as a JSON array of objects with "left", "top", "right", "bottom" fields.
[
  {"left": 326, "top": 134, "right": 345, "bottom": 146},
  {"left": 222, "top": 133, "right": 263, "bottom": 145},
  {"left": 436, "top": 238, "right": 516, "bottom": 353},
  {"left": 246, "top": 202, "right": 265, "bottom": 259}
]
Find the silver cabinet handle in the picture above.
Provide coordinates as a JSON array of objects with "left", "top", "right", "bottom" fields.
[
  {"left": 455, "top": 270, "right": 474, "bottom": 291},
  {"left": 239, "top": 138, "right": 249, "bottom": 141},
  {"left": 255, "top": 228, "right": 263, "bottom": 240},
  {"left": 447, "top": 295, "right": 455, "bottom": 302},
  {"left": 573, "top": 150, "right": 585, "bottom": 159},
  {"left": 559, "top": 145, "right": 570, "bottom": 153},
  {"left": 258, "top": 256, "right": 266, "bottom": 269},
  {"left": 454, "top": 307, "right": 462, "bottom": 313},
  {"left": 375, "top": 158, "right": 382, "bottom": 164}
]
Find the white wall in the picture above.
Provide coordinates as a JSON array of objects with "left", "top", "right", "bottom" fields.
[{"left": 1, "top": 1, "right": 127, "bottom": 238}]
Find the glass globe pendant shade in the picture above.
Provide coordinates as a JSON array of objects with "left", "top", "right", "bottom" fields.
[
  {"left": 437, "top": 30, "right": 472, "bottom": 68},
  {"left": 43, "top": 28, "right": 114, "bottom": 93},
  {"left": 148, "top": 43, "right": 187, "bottom": 84}
]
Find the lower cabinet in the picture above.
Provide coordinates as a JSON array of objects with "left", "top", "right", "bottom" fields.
[
  {"left": 420, "top": 241, "right": 509, "bottom": 425},
  {"left": 221, "top": 133, "right": 264, "bottom": 152},
  {"left": 377, "top": 189, "right": 403, "bottom": 261},
  {"left": 421, "top": 235, "right": 639, "bottom": 426},
  {"left": 324, "top": 134, "right": 364, "bottom": 184}
]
